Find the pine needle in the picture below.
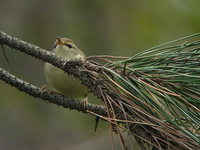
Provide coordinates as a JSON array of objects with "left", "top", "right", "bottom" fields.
[{"left": 96, "top": 33, "right": 200, "bottom": 149}]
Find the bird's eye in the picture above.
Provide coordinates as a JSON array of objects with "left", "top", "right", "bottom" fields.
[
  {"left": 64, "top": 43, "right": 73, "bottom": 48},
  {"left": 53, "top": 44, "right": 57, "bottom": 49}
]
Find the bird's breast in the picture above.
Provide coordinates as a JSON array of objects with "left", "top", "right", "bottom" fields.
[{"left": 44, "top": 63, "right": 88, "bottom": 98}]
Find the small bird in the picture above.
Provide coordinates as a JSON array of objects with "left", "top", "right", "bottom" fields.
[{"left": 44, "top": 37, "right": 88, "bottom": 98}]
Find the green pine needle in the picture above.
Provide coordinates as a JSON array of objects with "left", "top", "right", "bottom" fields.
[{"left": 103, "top": 33, "right": 200, "bottom": 143}]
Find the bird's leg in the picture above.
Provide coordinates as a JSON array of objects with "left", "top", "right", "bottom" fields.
[
  {"left": 81, "top": 95, "right": 100, "bottom": 131},
  {"left": 81, "top": 94, "right": 88, "bottom": 110},
  {"left": 40, "top": 85, "right": 53, "bottom": 104},
  {"left": 40, "top": 85, "right": 62, "bottom": 96},
  {"left": 40, "top": 85, "right": 51, "bottom": 94}
]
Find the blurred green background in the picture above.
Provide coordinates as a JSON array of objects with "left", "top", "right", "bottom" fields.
[{"left": 0, "top": 0, "right": 199, "bottom": 150}]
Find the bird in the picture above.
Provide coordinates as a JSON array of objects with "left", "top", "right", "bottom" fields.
[{"left": 44, "top": 37, "right": 88, "bottom": 99}]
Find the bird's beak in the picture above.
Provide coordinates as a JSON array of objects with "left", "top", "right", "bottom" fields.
[{"left": 57, "top": 37, "right": 64, "bottom": 45}]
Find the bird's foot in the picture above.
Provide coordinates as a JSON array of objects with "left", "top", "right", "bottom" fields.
[
  {"left": 81, "top": 96, "right": 88, "bottom": 110},
  {"left": 40, "top": 85, "right": 61, "bottom": 95},
  {"left": 40, "top": 85, "right": 51, "bottom": 94},
  {"left": 40, "top": 85, "right": 53, "bottom": 104}
]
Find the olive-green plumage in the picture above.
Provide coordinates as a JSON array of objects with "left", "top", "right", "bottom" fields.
[{"left": 44, "top": 37, "right": 88, "bottom": 98}]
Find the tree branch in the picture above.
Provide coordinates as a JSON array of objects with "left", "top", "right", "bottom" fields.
[
  {"left": 0, "top": 31, "right": 103, "bottom": 98},
  {"left": 0, "top": 31, "right": 199, "bottom": 150},
  {"left": 0, "top": 67, "right": 107, "bottom": 116}
]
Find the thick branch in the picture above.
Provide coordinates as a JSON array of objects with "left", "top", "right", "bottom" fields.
[
  {"left": 0, "top": 67, "right": 107, "bottom": 116},
  {"left": 0, "top": 31, "right": 103, "bottom": 98}
]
